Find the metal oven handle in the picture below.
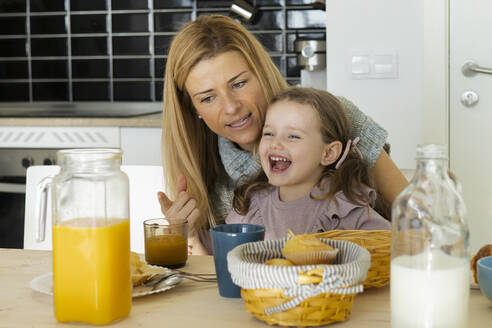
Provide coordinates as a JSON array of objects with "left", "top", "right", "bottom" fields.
[{"left": 35, "top": 176, "right": 54, "bottom": 242}]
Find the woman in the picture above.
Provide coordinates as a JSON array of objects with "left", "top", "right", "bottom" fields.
[{"left": 158, "top": 15, "right": 407, "bottom": 254}]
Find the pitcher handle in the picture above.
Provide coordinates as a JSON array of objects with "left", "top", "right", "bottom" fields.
[{"left": 36, "top": 175, "right": 54, "bottom": 242}]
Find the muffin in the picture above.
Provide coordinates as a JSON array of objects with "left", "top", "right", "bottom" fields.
[
  {"left": 471, "top": 244, "right": 492, "bottom": 284},
  {"left": 282, "top": 233, "right": 338, "bottom": 265},
  {"left": 264, "top": 258, "right": 295, "bottom": 266}
]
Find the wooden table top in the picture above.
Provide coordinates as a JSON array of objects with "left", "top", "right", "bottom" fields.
[{"left": 0, "top": 249, "right": 491, "bottom": 327}]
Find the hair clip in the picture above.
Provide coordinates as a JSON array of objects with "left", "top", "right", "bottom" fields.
[{"left": 335, "top": 137, "right": 363, "bottom": 169}]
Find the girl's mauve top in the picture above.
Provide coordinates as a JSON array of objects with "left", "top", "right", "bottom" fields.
[{"left": 225, "top": 182, "right": 391, "bottom": 241}]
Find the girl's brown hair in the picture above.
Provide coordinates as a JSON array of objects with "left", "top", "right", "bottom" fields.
[
  {"left": 233, "top": 87, "right": 389, "bottom": 217},
  {"left": 161, "top": 15, "right": 288, "bottom": 229}
]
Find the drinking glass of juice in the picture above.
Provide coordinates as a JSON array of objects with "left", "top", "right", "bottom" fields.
[{"left": 144, "top": 218, "right": 188, "bottom": 268}]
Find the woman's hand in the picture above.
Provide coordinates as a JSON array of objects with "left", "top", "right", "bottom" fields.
[
  {"left": 372, "top": 150, "right": 408, "bottom": 205},
  {"left": 157, "top": 173, "right": 201, "bottom": 236}
]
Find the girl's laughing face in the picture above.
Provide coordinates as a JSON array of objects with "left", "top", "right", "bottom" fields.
[{"left": 259, "top": 100, "right": 333, "bottom": 201}]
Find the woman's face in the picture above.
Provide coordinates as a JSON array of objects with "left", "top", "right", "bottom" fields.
[{"left": 184, "top": 51, "right": 267, "bottom": 152}]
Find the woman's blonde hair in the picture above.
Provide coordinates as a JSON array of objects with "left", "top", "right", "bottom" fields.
[
  {"left": 161, "top": 15, "right": 288, "bottom": 229},
  {"left": 233, "top": 87, "right": 381, "bottom": 216}
]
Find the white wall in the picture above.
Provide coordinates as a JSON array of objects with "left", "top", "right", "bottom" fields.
[
  {"left": 120, "top": 127, "right": 162, "bottom": 166},
  {"left": 325, "top": 0, "right": 447, "bottom": 170}
]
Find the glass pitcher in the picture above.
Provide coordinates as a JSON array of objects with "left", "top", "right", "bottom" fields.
[
  {"left": 390, "top": 144, "right": 470, "bottom": 328},
  {"left": 37, "top": 148, "right": 131, "bottom": 325}
]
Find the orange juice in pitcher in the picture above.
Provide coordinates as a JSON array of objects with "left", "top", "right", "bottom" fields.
[
  {"left": 36, "top": 149, "right": 132, "bottom": 325},
  {"left": 53, "top": 218, "right": 131, "bottom": 324}
]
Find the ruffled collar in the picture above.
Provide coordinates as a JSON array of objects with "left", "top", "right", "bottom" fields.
[
  {"left": 270, "top": 178, "right": 377, "bottom": 218},
  {"left": 218, "top": 136, "right": 261, "bottom": 182}
]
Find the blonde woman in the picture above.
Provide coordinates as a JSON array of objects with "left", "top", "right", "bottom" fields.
[{"left": 158, "top": 15, "right": 407, "bottom": 254}]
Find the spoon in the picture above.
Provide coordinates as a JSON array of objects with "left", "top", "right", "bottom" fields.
[
  {"left": 151, "top": 274, "right": 184, "bottom": 291},
  {"left": 144, "top": 270, "right": 177, "bottom": 288}
]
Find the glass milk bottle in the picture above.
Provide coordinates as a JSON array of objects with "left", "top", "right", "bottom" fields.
[
  {"left": 390, "top": 144, "right": 470, "bottom": 328},
  {"left": 37, "top": 149, "right": 131, "bottom": 325}
]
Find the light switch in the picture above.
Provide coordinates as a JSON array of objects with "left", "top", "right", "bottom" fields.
[
  {"left": 373, "top": 54, "right": 397, "bottom": 78},
  {"left": 374, "top": 63, "right": 393, "bottom": 74},
  {"left": 351, "top": 55, "right": 371, "bottom": 75},
  {"left": 348, "top": 49, "right": 398, "bottom": 79}
]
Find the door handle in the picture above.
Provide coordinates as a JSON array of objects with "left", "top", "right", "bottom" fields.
[{"left": 462, "top": 60, "right": 492, "bottom": 77}]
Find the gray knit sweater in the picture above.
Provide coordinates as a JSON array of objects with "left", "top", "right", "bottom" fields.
[{"left": 211, "top": 96, "right": 388, "bottom": 225}]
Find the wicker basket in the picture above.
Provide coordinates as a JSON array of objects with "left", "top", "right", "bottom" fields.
[
  {"left": 228, "top": 238, "right": 370, "bottom": 327},
  {"left": 314, "top": 230, "right": 391, "bottom": 288}
]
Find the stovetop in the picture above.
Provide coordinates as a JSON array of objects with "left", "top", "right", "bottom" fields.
[{"left": 0, "top": 103, "right": 162, "bottom": 118}]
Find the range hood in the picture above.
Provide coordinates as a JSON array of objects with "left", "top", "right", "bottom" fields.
[{"left": 0, "top": 103, "right": 162, "bottom": 118}]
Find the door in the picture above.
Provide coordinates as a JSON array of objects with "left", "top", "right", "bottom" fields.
[{"left": 450, "top": 0, "right": 492, "bottom": 252}]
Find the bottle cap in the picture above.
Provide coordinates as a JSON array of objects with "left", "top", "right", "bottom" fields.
[{"left": 415, "top": 144, "right": 447, "bottom": 159}]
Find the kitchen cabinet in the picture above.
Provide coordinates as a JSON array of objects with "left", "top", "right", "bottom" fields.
[{"left": 120, "top": 127, "right": 162, "bottom": 166}]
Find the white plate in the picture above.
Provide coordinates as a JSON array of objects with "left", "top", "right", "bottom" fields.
[{"left": 30, "top": 272, "right": 182, "bottom": 298}]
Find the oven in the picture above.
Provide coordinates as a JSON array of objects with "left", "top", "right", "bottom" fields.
[{"left": 0, "top": 126, "right": 120, "bottom": 248}]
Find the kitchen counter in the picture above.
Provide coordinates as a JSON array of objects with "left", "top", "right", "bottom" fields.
[{"left": 0, "top": 113, "right": 162, "bottom": 127}]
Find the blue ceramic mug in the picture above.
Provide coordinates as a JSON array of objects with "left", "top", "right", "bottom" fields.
[
  {"left": 477, "top": 255, "right": 492, "bottom": 303},
  {"left": 210, "top": 224, "right": 265, "bottom": 298}
]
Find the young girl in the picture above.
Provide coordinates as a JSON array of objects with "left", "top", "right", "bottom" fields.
[{"left": 226, "top": 87, "right": 391, "bottom": 240}]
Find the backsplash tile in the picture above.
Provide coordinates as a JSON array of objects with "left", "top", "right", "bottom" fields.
[
  {"left": 0, "top": 83, "right": 29, "bottom": 101},
  {"left": 31, "top": 37, "right": 67, "bottom": 56},
  {"left": 286, "top": 56, "right": 300, "bottom": 77},
  {"left": 154, "top": 58, "right": 167, "bottom": 79},
  {"left": 155, "top": 81, "right": 163, "bottom": 101},
  {"left": 0, "top": 0, "right": 325, "bottom": 103},
  {"left": 154, "top": 35, "right": 174, "bottom": 56},
  {"left": 257, "top": 0, "right": 283, "bottom": 5},
  {"left": 285, "top": 0, "right": 313, "bottom": 4},
  {"left": 246, "top": 10, "right": 284, "bottom": 30},
  {"left": 114, "top": 82, "right": 152, "bottom": 101},
  {"left": 256, "top": 33, "right": 283, "bottom": 52},
  {"left": 71, "top": 14, "right": 107, "bottom": 34},
  {"left": 112, "top": 36, "right": 149, "bottom": 56},
  {"left": 197, "top": 1, "right": 229, "bottom": 9},
  {"left": 154, "top": 12, "right": 192, "bottom": 32},
  {"left": 30, "top": 0, "right": 65, "bottom": 12},
  {"left": 0, "top": 0, "right": 26, "bottom": 12},
  {"left": 71, "top": 37, "right": 107, "bottom": 56},
  {"left": 71, "top": 59, "right": 109, "bottom": 78},
  {"left": 287, "top": 9, "right": 325, "bottom": 29},
  {"left": 32, "top": 82, "right": 68, "bottom": 101},
  {"left": 112, "top": 13, "right": 149, "bottom": 33},
  {"left": 0, "top": 61, "right": 28, "bottom": 79},
  {"left": 113, "top": 59, "right": 151, "bottom": 78},
  {"left": 30, "top": 15, "right": 66, "bottom": 34},
  {"left": 70, "top": 0, "right": 105, "bottom": 11},
  {"left": 73, "top": 82, "right": 110, "bottom": 101},
  {"left": 0, "top": 39, "right": 27, "bottom": 57},
  {"left": 0, "top": 17, "right": 26, "bottom": 35},
  {"left": 271, "top": 56, "right": 285, "bottom": 75},
  {"left": 197, "top": 11, "right": 228, "bottom": 18},
  {"left": 154, "top": 0, "right": 193, "bottom": 9},
  {"left": 112, "top": 0, "right": 148, "bottom": 10},
  {"left": 31, "top": 60, "right": 68, "bottom": 78}
]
